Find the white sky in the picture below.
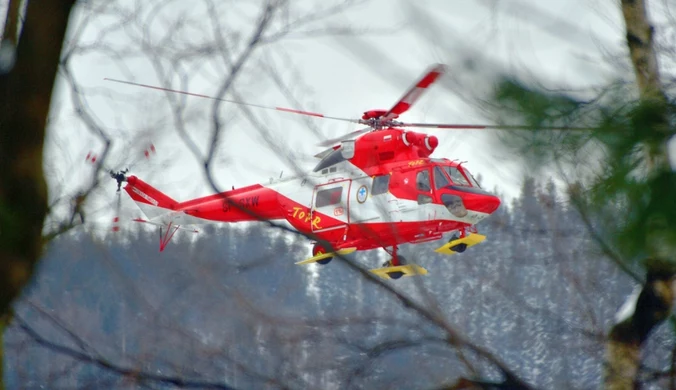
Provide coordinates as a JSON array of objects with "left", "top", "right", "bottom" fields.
[{"left": 13, "top": 0, "right": 670, "bottom": 227}]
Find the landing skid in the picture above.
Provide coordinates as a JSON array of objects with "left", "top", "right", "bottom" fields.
[
  {"left": 296, "top": 244, "right": 429, "bottom": 280},
  {"left": 370, "top": 264, "right": 428, "bottom": 279},
  {"left": 434, "top": 233, "right": 486, "bottom": 255},
  {"left": 295, "top": 247, "right": 357, "bottom": 265}
]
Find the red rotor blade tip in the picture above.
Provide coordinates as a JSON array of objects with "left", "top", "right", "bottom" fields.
[
  {"left": 382, "top": 64, "right": 447, "bottom": 120},
  {"left": 417, "top": 64, "right": 445, "bottom": 88}
]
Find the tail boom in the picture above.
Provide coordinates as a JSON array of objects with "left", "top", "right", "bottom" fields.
[
  {"left": 124, "top": 176, "right": 286, "bottom": 223},
  {"left": 178, "top": 185, "right": 286, "bottom": 222}
]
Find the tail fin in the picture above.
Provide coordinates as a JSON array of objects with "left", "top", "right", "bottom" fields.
[{"left": 124, "top": 176, "right": 178, "bottom": 219}]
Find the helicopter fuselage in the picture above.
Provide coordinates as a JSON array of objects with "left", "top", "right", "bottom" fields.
[
  {"left": 123, "top": 130, "right": 500, "bottom": 252},
  {"left": 108, "top": 64, "right": 503, "bottom": 276}
]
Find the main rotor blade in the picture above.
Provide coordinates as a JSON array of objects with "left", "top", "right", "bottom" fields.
[
  {"left": 104, "top": 78, "right": 359, "bottom": 124},
  {"left": 399, "top": 123, "right": 488, "bottom": 129},
  {"left": 317, "top": 127, "right": 372, "bottom": 147},
  {"left": 399, "top": 122, "right": 593, "bottom": 130},
  {"left": 381, "top": 64, "right": 446, "bottom": 122}
]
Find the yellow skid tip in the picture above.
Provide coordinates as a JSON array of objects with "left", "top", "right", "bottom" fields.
[
  {"left": 296, "top": 247, "right": 357, "bottom": 265},
  {"left": 435, "top": 233, "right": 487, "bottom": 255},
  {"left": 370, "top": 264, "right": 428, "bottom": 279}
]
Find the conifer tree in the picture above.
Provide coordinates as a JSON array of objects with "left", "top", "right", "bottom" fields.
[{"left": 490, "top": 1, "right": 675, "bottom": 387}]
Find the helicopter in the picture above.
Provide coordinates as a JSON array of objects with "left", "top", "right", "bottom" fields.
[{"left": 105, "top": 64, "right": 502, "bottom": 280}]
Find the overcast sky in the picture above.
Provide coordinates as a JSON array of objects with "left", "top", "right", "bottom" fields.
[{"left": 9, "top": 0, "right": 671, "bottom": 228}]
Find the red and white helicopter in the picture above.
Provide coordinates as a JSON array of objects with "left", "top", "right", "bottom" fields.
[{"left": 105, "top": 64, "right": 501, "bottom": 280}]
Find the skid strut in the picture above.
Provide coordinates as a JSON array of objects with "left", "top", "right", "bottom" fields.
[{"left": 159, "top": 222, "right": 180, "bottom": 252}]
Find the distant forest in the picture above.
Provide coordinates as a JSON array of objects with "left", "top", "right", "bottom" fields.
[{"left": 4, "top": 178, "right": 673, "bottom": 389}]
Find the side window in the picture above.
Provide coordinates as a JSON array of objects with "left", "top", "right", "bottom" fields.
[
  {"left": 417, "top": 194, "right": 433, "bottom": 205},
  {"left": 433, "top": 166, "right": 450, "bottom": 190},
  {"left": 315, "top": 187, "right": 343, "bottom": 207},
  {"left": 372, "top": 175, "right": 390, "bottom": 195},
  {"left": 416, "top": 170, "right": 431, "bottom": 192}
]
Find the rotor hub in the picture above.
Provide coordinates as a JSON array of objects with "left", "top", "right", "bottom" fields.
[
  {"left": 362, "top": 109, "right": 389, "bottom": 120},
  {"left": 110, "top": 169, "right": 129, "bottom": 192}
]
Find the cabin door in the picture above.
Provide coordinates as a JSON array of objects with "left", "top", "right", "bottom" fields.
[{"left": 311, "top": 179, "right": 351, "bottom": 233}]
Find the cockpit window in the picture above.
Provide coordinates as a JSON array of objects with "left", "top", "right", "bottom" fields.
[
  {"left": 416, "top": 170, "right": 431, "bottom": 192},
  {"left": 444, "top": 166, "right": 470, "bottom": 186},
  {"left": 313, "top": 149, "right": 346, "bottom": 172},
  {"left": 465, "top": 169, "right": 481, "bottom": 188},
  {"left": 433, "top": 166, "right": 450, "bottom": 190}
]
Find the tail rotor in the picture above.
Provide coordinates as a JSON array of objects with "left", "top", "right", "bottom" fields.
[
  {"left": 82, "top": 140, "right": 158, "bottom": 233},
  {"left": 110, "top": 168, "right": 129, "bottom": 192}
]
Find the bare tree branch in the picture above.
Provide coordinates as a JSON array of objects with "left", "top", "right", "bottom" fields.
[{"left": 14, "top": 314, "right": 237, "bottom": 390}]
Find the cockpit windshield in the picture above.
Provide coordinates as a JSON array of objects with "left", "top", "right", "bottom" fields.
[
  {"left": 463, "top": 168, "right": 481, "bottom": 188},
  {"left": 313, "top": 149, "right": 346, "bottom": 172},
  {"left": 443, "top": 166, "right": 471, "bottom": 186}
]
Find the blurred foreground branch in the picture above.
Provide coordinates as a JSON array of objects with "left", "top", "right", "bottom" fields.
[{"left": 0, "top": 2, "right": 76, "bottom": 388}]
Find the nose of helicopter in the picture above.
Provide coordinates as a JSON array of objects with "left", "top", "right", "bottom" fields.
[
  {"left": 454, "top": 189, "right": 501, "bottom": 214},
  {"left": 481, "top": 193, "right": 501, "bottom": 214}
]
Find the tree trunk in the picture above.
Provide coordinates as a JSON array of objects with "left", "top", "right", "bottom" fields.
[
  {"left": 621, "top": 0, "right": 664, "bottom": 99},
  {"left": 605, "top": 268, "right": 676, "bottom": 389},
  {"left": 1, "top": 1, "right": 75, "bottom": 388},
  {"left": 605, "top": 2, "right": 675, "bottom": 388},
  {"left": 2, "top": 0, "right": 21, "bottom": 44}
]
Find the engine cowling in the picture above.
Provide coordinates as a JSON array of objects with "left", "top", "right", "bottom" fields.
[
  {"left": 402, "top": 132, "right": 438, "bottom": 157},
  {"left": 422, "top": 135, "right": 439, "bottom": 155},
  {"left": 347, "top": 129, "right": 440, "bottom": 169}
]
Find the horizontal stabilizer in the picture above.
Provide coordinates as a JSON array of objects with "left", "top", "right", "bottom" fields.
[
  {"left": 434, "top": 233, "right": 486, "bottom": 255},
  {"left": 295, "top": 247, "right": 357, "bottom": 265},
  {"left": 370, "top": 264, "right": 428, "bottom": 279}
]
